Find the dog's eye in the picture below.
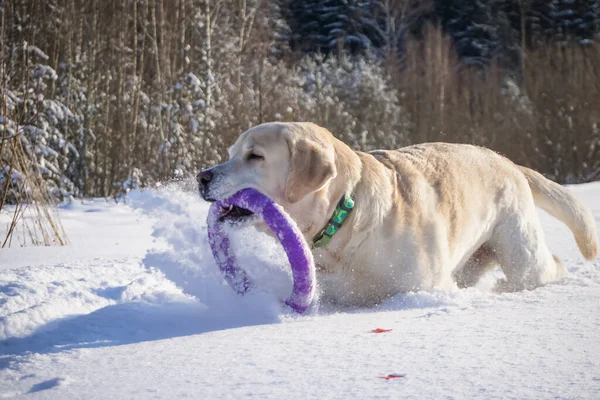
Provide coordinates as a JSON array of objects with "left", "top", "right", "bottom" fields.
[{"left": 246, "top": 152, "right": 264, "bottom": 161}]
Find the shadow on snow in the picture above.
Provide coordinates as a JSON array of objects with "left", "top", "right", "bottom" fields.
[{"left": 0, "top": 298, "right": 280, "bottom": 369}]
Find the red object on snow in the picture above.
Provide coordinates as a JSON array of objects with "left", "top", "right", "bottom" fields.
[
  {"left": 371, "top": 328, "right": 392, "bottom": 333},
  {"left": 380, "top": 374, "right": 405, "bottom": 380}
]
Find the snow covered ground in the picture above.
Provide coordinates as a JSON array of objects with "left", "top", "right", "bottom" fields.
[{"left": 1, "top": 181, "right": 599, "bottom": 399}]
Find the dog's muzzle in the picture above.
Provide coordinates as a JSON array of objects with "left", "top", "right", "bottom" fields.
[{"left": 197, "top": 169, "right": 216, "bottom": 201}]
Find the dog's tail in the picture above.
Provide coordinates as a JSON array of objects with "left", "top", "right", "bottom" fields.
[{"left": 519, "top": 166, "right": 598, "bottom": 260}]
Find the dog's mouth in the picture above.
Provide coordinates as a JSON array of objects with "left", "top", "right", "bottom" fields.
[{"left": 218, "top": 204, "right": 255, "bottom": 223}]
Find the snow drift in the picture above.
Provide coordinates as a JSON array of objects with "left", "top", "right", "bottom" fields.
[{"left": 1, "top": 181, "right": 599, "bottom": 399}]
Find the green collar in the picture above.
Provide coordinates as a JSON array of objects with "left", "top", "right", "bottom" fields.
[{"left": 312, "top": 193, "right": 355, "bottom": 248}]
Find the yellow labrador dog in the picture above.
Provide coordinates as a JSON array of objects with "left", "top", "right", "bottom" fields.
[{"left": 198, "top": 122, "right": 598, "bottom": 306}]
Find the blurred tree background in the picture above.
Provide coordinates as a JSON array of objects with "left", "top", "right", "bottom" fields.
[{"left": 1, "top": 0, "right": 599, "bottom": 204}]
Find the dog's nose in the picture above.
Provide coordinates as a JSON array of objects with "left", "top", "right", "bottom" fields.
[
  {"left": 197, "top": 169, "right": 213, "bottom": 185},
  {"left": 197, "top": 169, "right": 215, "bottom": 201}
]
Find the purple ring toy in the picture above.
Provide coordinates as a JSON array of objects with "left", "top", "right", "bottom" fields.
[{"left": 207, "top": 188, "right": 315, "bottom": 313}]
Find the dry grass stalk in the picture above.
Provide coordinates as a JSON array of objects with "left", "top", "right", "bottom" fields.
[
  {"left": 1, "top": 130, "right": 69, "bottom": 247},
  {"left": 1, "top": 6, "right": 68, "bottom": 248},
  {"left": 394, "top": 26, "right": 599, "bottom": 183}
]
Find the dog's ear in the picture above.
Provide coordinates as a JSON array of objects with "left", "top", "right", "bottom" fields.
[{"left": 285, "top": 138, "right": 337, "bottom": 204}]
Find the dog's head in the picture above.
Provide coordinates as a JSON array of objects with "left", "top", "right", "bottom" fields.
[{"left": 197, "top": 122, "right": 338, "bottom": 225}]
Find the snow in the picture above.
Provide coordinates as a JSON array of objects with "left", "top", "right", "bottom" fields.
[{"left": 1, "top": 182, "right": 599, "bottom": 399}]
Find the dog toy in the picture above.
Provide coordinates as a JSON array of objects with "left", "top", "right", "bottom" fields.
[{"left": 206, "top": 188, "right": 315, "bottom": 313}]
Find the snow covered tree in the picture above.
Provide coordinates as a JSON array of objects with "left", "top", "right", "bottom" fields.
[
  {"left": 548, "top": 0, "right": 599, "bottom": 44},
  {"left": 2, "top": 0, "right": 600, "bottom": 209},
  {"left": 300, "top": 54, "right": 409, "bottom": 150},
  {"left": 372, "top": 0, "right": 436, "bottom": 59},
  {"left": 526, "top": 0, "right": 600, "bottom": 46},
  {"left": 281, "top": 0, "right": 338, "bottom": 54},
  {"left": 435, "top": 0, "right": 521, "bottom": 69},
  {"left": 0, "top": 36, "right": 79, "bottom": 202},
  {"left": 281, "top": 0, "right": 386, "bottom": 55}
]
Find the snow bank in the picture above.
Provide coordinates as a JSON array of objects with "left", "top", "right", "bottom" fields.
[
  {"left": 1, "top": 183, "right": 598, "bottom": 399},
  {"left": 130, "top": 183, "right": 489, "bottom": 318},
  {"left": 0, "top": 183, "right": 475, "bottom": 350},
  {"left": 130, "top": 183, "right": 510, "bottom": 316},
  {"left": 130, "top": 182, "right": 302, "bottom": 325}
]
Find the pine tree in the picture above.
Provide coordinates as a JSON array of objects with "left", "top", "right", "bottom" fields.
[
  {"left": 281, "top": 0, "right": 334, "bottom": 54},
  {"left": 493, "top": 0, "right": 522, "bottom": 71},
  {"left": 526, "top": 0, "right": 559, "bottom": 46},
  {"left": 435, "top": 0, "right": 521, "bottom": 69},
  {"left": 527, "top": 0, "right": 600, "bottom": 45},
  {"left": 436, "top": 0, "right": 493, "bottom": 66},
  {"left": 280, "top": 0, "right": 385, "bottom": 55},
  {"left": 326, "top": 1, "right": 385, "bottom": 54},
  {"left": 553, "top": 0, "right": 600, "bottom": 44}
]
